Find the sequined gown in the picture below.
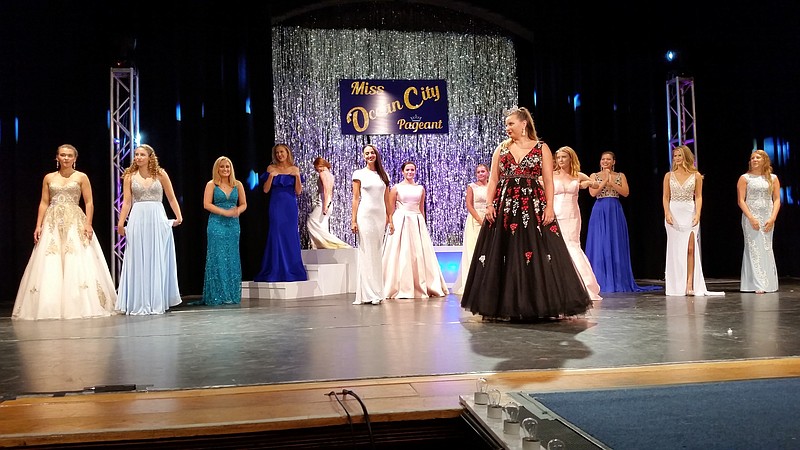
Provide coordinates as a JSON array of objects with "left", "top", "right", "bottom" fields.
[
  {"left": 352, "top": 168, "right": 387, "bottom": 304},
  {"left": 13, "top": 181, "right": 117, "bottom": 320},
  {"left": 255, "top": 174, "right": 308, "bottom": 282},
  {"left": 452, "top": 182, "right": 487, "bottom": 295},
  {"left": 306, "top": 170, "right": 350, "bottom": 249},
  {"left": 201, "top": 186, "right": 242, "bottom": 305},
  {"left": 552, "top": 176, "right": 602, "bottom": 301},
  {"left": 740, "top": 173, "right": 779, "bottom": 292},
  {"left": 460, "top": 141, "right": 592, "bottom": 320},
  {"left": 116, "top": 178, "right": 182, "bottom": 315},
  {"left": 585, "top": 173, "right": 660, "bottom": 293},
  {"left": 664, "top": 173, "right": 721, "bottom": 296},
  {"left": 382, "top": 183, "right": 448, "bottom": 298}
]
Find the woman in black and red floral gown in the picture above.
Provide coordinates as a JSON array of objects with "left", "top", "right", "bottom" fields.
[{"left": 460, "top": 107, "right": 592, "bottom": 321}]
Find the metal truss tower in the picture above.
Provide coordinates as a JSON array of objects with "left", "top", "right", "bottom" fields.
[
  {"left": 109, "top": 68, "right": 139, "bottom": 283},
  {"left": 666, "top": 75, "right": 697, "bottom": 162}
]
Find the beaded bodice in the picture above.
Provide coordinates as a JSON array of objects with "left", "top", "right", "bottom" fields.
[
  {"left": 594, "top": 172, "right": 623, "bottom": 198},
  {"left": 131, "top": 177, "right": 163, "bottom": 202},
  {"left": 669, "top": 172, "right": 696, "bottom": 203},
  {"left": 743, "top": 173, "right": 774, "bottom": 220},
  {"left": 48, "top": 181, "right": 81, "bottom": 206}
]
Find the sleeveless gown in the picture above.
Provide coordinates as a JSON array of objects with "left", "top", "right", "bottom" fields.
[
  {"left": 460, "top": 141, "right": 593, "bottom": 320},
  {"left": 382, "top": 183, "right": 448, "bottom": 298},
  {"left": 352, "top": 168, "right": 387, "bottom": 304},
  {"left": 306, "top": 171, "right": 350, "bottom": 249},
  {"left": 740, "top": 173, "right": 779, "bottom": 292},
  {"left": 552, "top": 176, "right": 602, "bottom": 301},
  {"left": 664, "top": 173, "right": 722, "bottom": 296},
  {"left": 255, "top": 174, "right": 308, "bottom": 282},
  {"left": 452, "top": 182, "right": 488, "bottom": 295},
  {"left": 201, "top": 186, "right": 242, "bottom": 305},
  {"left": 13, "top": 181, "right": 117, "bottom": 320},
  {"left": 116, "top": 178, "right": 182, "bottom": 315},
  {"left": 585, "top": 173, "right": 660, "bottom": 293}
]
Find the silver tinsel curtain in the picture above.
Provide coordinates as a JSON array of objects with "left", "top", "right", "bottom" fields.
[{"left": 271, "top": 26, "right": 517, "bottom": 247}]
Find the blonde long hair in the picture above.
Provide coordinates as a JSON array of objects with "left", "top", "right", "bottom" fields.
[
  {"left": 212, "top": 156, "right": 238, "bottom": 186},
  {"left": 750, "top": 149, "right": 774, "bottom": 189},
  {"left": 671, "top": 145, "right": 699, "bottom": 174},
  {"left": 555, "top": 146, "right": 581, "bottom": 177},
  {"left": 501, "top": 106, "right": 538, "bottom": 147}
]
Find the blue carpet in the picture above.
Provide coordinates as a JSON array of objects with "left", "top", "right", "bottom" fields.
[{"left": 529, "top": 377, "right": 800, "bottom": 450}]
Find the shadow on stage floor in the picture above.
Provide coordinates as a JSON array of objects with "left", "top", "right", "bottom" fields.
[{"left": 1, "top": 278, "right": 799, "bottom": 446}]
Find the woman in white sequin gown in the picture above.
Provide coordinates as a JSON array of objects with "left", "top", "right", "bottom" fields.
[
  {"left": 551, "top": 147, "right": 602, "bottom": 301},
  {"left": 351, "top": 144, "right": 392, "bottom": 305},
  {"left": 307, "top": 157, "right": 350, "bottom": 249},
  {"left": 116, "top": 144, "right": 183, "bottom": 314},
  {"left": 13, "top": 144, "right": 117, "bottom": 320},
  {"left": 737, "top": 149, "right": 781, "bottom": 293},
  {"left": 382, "top": 162, "right": 448, "bottom": 299},
  {"left": 663, "top": 145, "right": 722, "bottom": 297},
  {"left": 452, "top": 163, "right": 489, "bottom": 295}
]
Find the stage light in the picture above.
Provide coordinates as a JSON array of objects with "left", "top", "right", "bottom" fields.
[
  {"left": 487, "top": 389, "right": 503, "bottom": 419},
  {"left": 474, "top": 378, "right": 489, "bottom": 405},
  {"left": 247, "top": 170, "right": 259, "bottom": 190},
  {"left": 547, "top": 438, "right": 565, "bottom": 450},
  {"left": 665, "top": 50, "right": 678, "bottom": 62},
  {"left": 175, "top": 103, "right": 182, "bottom": 122},
  {"left": 521, "top": 417, "right": 540, "bottom": 449},
  {"left": 502, "top": 401, "right": 520, "bottom": 434}
]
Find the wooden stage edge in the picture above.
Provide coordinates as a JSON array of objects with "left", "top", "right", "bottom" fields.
[{"left": 2, "top": 357, "right": 799, "bottom": 447}]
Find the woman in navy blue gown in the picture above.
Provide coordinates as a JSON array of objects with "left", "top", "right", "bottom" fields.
[
  {"left": 200, "top": 156, "right": 247, "bottom": 304},
  {"left": 254, "top": 144, "right": 308, "bottom": 282}
]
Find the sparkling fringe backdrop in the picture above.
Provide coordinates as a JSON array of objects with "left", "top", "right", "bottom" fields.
[{"left": 271, "top": 26, "right": 517, "bottom": 247}]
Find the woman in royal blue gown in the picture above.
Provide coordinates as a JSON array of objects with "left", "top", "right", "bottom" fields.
[
  {"left": 200, "top": 156, "right": 247, "bottom": 305},
  {"left": 254, "top": 144, "right": 308, "bottom": 282},
  {"left": 585, "top": 151, "right": 660, "bottom": 293}
]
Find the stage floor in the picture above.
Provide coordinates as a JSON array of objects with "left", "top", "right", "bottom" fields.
[{"left": 2, "top": 278, "right": 800, "bottom": 399}]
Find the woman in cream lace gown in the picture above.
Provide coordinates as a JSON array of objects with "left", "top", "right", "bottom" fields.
[
  {"left": 452, "top": 164, "right": 489, "bottom": 295},
  {"left": 737, "top": 149, "right": 781, "bottom": 293},
  {"left": 13, "top": 144, "right": 117, "bottom": 320},
  {"left": 306, "top": 157, "right": 350, "bottom": 249}
]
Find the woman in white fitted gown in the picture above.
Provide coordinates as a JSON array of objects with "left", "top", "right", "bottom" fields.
[
  {"left": 382, "top": 162, "right": 448, "bottom": 299},
  {"left": 452, "top": 163, "right": 489, "bottom": 295},
  {"left": 663, "top": 145, "right": 722, "bottom": 297},
  {"left": 351, "top": 144, "right": 392, "bottom": 305}
]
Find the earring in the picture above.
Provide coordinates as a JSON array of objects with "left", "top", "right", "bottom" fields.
[{"left": 56, "top": 160, "right": 60, "bottom": 169}]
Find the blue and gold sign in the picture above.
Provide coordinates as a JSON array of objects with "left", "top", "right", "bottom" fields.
[{"left": 340, "top": 79, "right": 449, "bottom": 135}]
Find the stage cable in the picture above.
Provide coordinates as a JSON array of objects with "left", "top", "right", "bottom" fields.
[{"left": 326, "top": 389, "right": 375, "bottom": 448}]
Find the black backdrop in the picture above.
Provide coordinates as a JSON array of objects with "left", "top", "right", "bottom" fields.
[{"left": 1, "top": 0, "right": 798, "bottom": 306}]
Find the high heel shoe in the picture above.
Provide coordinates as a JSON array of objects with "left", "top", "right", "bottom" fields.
[{"left": 686, "top": 290, "right": 695, "bottom": 296}]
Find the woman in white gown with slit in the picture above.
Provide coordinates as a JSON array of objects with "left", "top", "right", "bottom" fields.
[{"left": 662, "top": 145, "right": 722, "bottom": 297}]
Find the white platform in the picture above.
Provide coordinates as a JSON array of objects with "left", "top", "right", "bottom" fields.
[
  {"left": 241, "top": 246, "right": 463, "bottom": 301},
  {"left": 241, "top": 248, "right": 357, "bottom": 300}
]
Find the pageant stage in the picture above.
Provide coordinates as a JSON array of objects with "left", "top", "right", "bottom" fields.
[{"left": 1, "top": 248, "right": 800, "bottom": 447}]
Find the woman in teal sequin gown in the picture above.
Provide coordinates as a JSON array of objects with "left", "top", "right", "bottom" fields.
[{"left": 201, "top": 156, "right": 247, "bottom": 305}]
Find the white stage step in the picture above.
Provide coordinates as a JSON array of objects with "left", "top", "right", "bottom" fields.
[{"left": 241, "top": 261, "right": 350, "bottom": 300}]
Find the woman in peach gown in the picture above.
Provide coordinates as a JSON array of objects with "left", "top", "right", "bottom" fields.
[
  {"left": 550, "top": 146, "right": 602, "bottom": 301},
  {"left": 382, "top": 162, "right": 448, "bottom": 299}
]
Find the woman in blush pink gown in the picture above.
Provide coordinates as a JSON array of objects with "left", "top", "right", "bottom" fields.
[
  {"left": 550, "top": 147, "right": 602, "bottom": 301},
  {"left": 382, "top": 161, "right": 448, "bottom": 299}
]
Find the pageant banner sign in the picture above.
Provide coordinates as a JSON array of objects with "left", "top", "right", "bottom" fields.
[{"left": 339, "top": 79, "right": 449, "bottom": 135}]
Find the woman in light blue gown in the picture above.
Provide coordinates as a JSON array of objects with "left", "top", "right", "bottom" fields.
[
  {"left": 116, "top": 144, "right": 183, "bottom": 315},
  {"left": 200, "top": 156, "right": 247, "bottom": 305},
  {"left": 737, "top": 149, "right": 781, "bottom": 293}
]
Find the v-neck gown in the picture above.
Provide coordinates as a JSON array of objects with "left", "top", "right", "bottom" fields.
[
  {"left": 116, "top": 177, "right": 182, "bottom": 315},
  {"left": 460, "top": 141, "right": 593, "bottom": 320},
  {"left": 202, "top": 186, "right": 242, "bottom": 305}
]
